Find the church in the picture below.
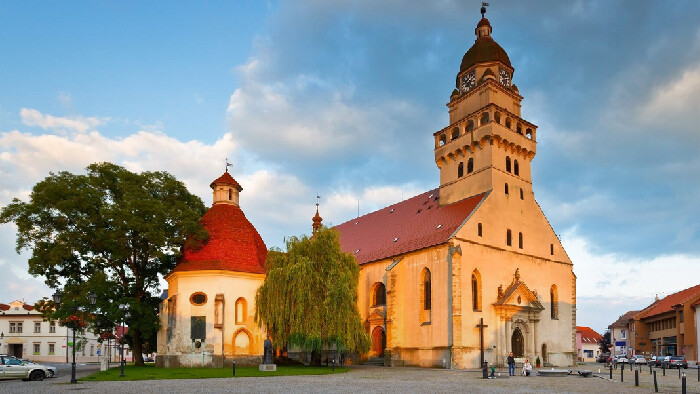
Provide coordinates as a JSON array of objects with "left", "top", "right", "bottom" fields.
[
  {"left": 156, "top": 10, "right": 576, "bottom": 369},
  {"left": 331, "top": 11, "right": 576, "bottom": 368}
]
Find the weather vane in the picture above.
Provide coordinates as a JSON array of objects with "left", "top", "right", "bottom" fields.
[
  {"left": 316, "top": 195, "right": 321, "bottom": 208},
  {"left": 481, "top": 2, "right": 489, "bottom": 18},
  {"left": 225, "top": 158, "right": 232, "bottom": 172}
]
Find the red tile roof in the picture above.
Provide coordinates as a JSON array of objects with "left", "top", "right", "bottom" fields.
[
  {"left": 210, "top": 170, "right": 242, "bottom": 191},
  {"left": 0, "top": 304, "right": 9, "bottom": 311},
  {"left": 609, "top": 310, "right": 640, "bottom": 328},
  {"left": 577, "top": 326, "right": 602, "bottom": 344},
  {"left": 334, "top": 188, "right": 487, "bottom": 265},
  {"left": 637, "top": 283, "right": 700, "bottom": 319},
  {"left": 23, "top": 304, "right": 34, "bottom": 311},
  {"left": 170, "top": 203, "right": 267, "bottom": 275}
]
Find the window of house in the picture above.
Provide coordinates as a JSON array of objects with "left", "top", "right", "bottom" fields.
[
  {"left": 50, "top": 322, "right": 56, "bottom": 333},
  {"left": 10, "top": 322, "right": 22, "bottom": 333},
  {"left": 423, "top": 269, "right": 431, "bottom": 311},
  {"left": 471, "top": 270, "right": 482, "bottom": 311},
  {"left": 621, "top": 330, "right": 626, "bottom": 339},
  {"left": 550, "top": 285, "right": 559, "bottom": 319},
  {"left": 467, "top": 158, "right": 474, "bottom": 174},
  {"left": 33, "top": 343, "right": 40, "bottom": 355},
  {"left": 458, "top": 162, "right": 464, "bottom": 178},
  {"left": 372, "top": 283, "right": 386, "bottom": 306},
  {"left": 680, "top": 311, "right": 684, "bottom": 323},
  {"left": 49, "top": 343, "right": 55, "bottom": 355},
  {"left": 518, "top": 232, "right": 523, "bottom": 249},
  {"left": 505, "top": 183, "right": 509, "bottom": 195},
  {"left": 190, "top": 292, "right": 207, "bottom": 306},
  {"left": 514, "top": 160, "right": 519, "bottom": 176},
  {"left": 34, "top": 321, "right": 41, "bottom": 333},
  {"left": 477, "top": 223, "right": 482, "bottom": 237},
  {"left": 506, "top": 229, "right": 512, "bottom": 246},
  {"left": 506, "top": 156, "right": 511, "bottom": 173},
  {"left": 235, "top": 298, "right": 247, "bottom": 324}
]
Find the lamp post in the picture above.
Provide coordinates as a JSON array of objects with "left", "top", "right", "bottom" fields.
[
  {"left": 53, "top": 290, "right": 97, "bottom": 384},
  {"left": 118, "top": 304, "right": 128, "bottom": 377}
]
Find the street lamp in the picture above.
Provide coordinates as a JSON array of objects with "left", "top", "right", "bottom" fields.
[
  {"left": 118, "top": 304, "right": 128, "bottom": 378},
  {"left": 53, "top": 290, "right": 97, "bottom": 384}
]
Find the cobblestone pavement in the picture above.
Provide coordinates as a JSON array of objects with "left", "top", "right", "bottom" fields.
[{"left": 3, "top": 365, "right": 699, "bottom": 393}]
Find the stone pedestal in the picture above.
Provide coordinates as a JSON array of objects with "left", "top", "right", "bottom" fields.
[
  {"left": 259, "top": 363, "right": 277, "bottom": 372},
  {"left": 100, "top": 356, "right": 109, "bottom": 371}
]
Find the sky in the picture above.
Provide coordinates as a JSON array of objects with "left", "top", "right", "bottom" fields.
[{"left": 1, "top": 0, "right": 700, "bottom": 335}]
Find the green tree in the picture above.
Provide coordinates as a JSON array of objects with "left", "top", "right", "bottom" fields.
[
  {"left": 1, "top": 162, "right": 207, "bottom": 366},
  {"left": 255, "top": 227, "right": 369, "bottom": 365}
]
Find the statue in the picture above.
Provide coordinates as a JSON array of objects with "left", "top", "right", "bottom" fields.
[{"left": 263, "top": 337, "right": 273, "bottom": 365}]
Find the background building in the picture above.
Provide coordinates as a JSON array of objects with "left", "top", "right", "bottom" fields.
[
  {"left": 608, "top": 310, "right": 638, "bottom": 358},
  {"left": 0, "top": 300, "right": 101, "bottom": 363},
  {"left": 576, "top": 326, "right": 602, "bottom": 362}
]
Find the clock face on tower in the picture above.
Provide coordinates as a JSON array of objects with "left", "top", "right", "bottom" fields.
[
  {"left": 499, "top": 68, "right": 511, "bottom": 87},
  {"left": 461, "top": 70, "right": 476, "bottom": 93}
]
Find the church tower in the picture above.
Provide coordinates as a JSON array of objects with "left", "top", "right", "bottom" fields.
[{"left": 435, "top": 10, "right": 537, "bottom": 206}]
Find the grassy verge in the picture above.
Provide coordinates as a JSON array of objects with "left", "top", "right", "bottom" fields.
[{"left": 81, "top": 364, "right": 350, "bottom": 381}]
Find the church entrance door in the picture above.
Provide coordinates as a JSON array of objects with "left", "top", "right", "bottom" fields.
[
  {"left": 511, "top": 327, "right": 524, "bottom": 358},
  {"left": 371, "top": 326, "right": 386, "bottom": 356}
]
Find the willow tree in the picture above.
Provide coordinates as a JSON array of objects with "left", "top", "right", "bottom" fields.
[
  {"left": 255, "top": 227, "right": 369, "bottom": 365},
  {"left": 1, "top": 162, "right": 207, "bottom": 366}
]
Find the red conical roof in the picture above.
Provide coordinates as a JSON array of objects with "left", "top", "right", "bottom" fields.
[
  {"left": 210, "top": 170, "right": 242, "bottom": 191},
  {"left": 171, "top": 203, "right": 267, "bottom": 274}
]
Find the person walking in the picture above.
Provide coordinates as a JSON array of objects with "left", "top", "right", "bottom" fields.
[{"left": 507, "top": 352, "right": 515, "bottom": 376}]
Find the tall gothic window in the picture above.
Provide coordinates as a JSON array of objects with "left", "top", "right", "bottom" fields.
[
  {"left": 372, "top": 282, "right": 386, "bottom": 306},
  {"left": 550, "top": 285, "right": 559, "bottom": 319},
  {"left": 467, "top": 158, "right": 474, "bottom": 174},
  {"left": 514, "top": 160, "right": 520, "bottom": 176},
  {"left": 518, "top": 232, "right": 523, "bottom": 249},
  {"left": 235, "top": 297, "right": 247, "bottom": 324},
  {"left": 506, "top": 229, "right": 512, "bottom": 246},
  {"left": 422, "top": 268, "right": 431, "bottom": 311},
  {"left": 458, "top": 162, "right": 464, "bottom": 178},
  {"left": 506, "top": 156, "right": 512, "bottom": 173},
  {"left": 505, "top": 183, "right": 509, "bottom": 195},
  {"left": 472, "top": 270, "right": 482, "bottom": 311},
  {"left": 477, "top": 223, "right": 482, "bottom": 237}
]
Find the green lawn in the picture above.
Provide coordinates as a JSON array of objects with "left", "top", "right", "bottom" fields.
[{"left": 81, "top": 364, "right": 350, "bottom": 381}]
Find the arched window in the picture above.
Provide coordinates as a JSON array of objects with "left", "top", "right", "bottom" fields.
[
  {"left": 451, "top": 127, "right": 459, "bottom": 140},
  {"left": 505, "top": 118, "right": 512, "bottom": 129},
  {"left": 506, "top": 229, "right": 512, "bottom": 246},
  {"left": 480, "top": 112, "right": 489, "bottom": 125},
  {"left": 505, "top": 183, "right": 509, "bottom": 195},
  {"left": 550, "top": 285, "right": 559, "bottom": 319},
  {"left": 228, "top": 189, "right": 232, "bottom": 200},
  {"left": 472, "top": 270, "right": 482, "bottom": 311},
  {"left": 466, "top": 120, "right": 474, "bottom": 132},
  {"left": 458, "top": 162, "right": 464, "bottom": 178},
  {"left": 477, "top": 222, "right": 482, "bottom": 237},
  {"left": 494, "top": 112, "right": 501, "bottom": 124},
  {"left": 517, "top": 124, "right": 523, "bottom": 135},
  {"left": 372, "top": 282, "right": 386, "bottom": 306},
  {"left": 423, "top": 269, "right": 431, "bottom": 311},
  {"left": 506, "top": 156, "right": 511, "bottom": 173},
  {"left": 518, "top": 232, "right": 523, "bottom": 249},
  {"left": 514, "top": 160, "right": 519, "bottom": 176},
  {"left": 235, "top": 297, "right": 247, "bottom": 324},
  {"left": 439, "top": 134, "right": 446, "bottom": 146},
  {"left": 526, "top": 128, "right": 533, "bottom": 139},
  {"left": 233, "top": 328, "right": 253, "bottom": 354},
  {"left": 520, "top": 189, "right": 524, "bottom": 200},
  {"left": 467, "top": 158, "right": 474, "bottom": 174}
]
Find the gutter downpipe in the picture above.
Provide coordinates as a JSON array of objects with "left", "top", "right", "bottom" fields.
[{"left": 446, "top": 244, "right": 462, "bottom": 369}]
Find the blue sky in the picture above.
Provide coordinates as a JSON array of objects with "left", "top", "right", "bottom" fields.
[{"left": 2, "top": 0, "right": 700, "bottom": 334}]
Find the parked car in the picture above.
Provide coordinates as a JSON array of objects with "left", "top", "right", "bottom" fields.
[
  {"left": 613, "top": 355, "right": 628, "bottom": 364},
  {"left": 0, "top": 354, "right": 49, "bottom": 381},
  {"left": 630, "top": 355, "right": 647, "bottom": 365},
  {"left": 651, "top": 355, "right": 664, "bottom": 367},
  {"left": 666, "top": 356, "right": 688, "bottom": 369},
  {"left": 597, "top": 353, "right": 610, "bottom": 363},
  {"left": 19, "top": 359, "right": 57, "bottom": 378}
]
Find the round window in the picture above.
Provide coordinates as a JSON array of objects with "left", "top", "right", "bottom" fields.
[{"left": 190, "top": 292, "right": 207, "bottom": 306}]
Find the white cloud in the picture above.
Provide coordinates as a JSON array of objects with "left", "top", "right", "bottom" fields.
[
  {"left": 20, "top": 108, "right": 107, "bottom": 134},
  {"left": 642, "top": 63, "right": 700, "bottom": 121}
]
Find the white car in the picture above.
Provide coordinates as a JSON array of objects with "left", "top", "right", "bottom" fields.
[
  {"left": 613, "top": 355, "right": 628, "bottom": 363},
  {"left": 0, "top": 354, "right": 50, "bottom": 381},
  {"left": 630, "top": 355, "right": 646, "bottom": 365},
  {"left": 20, "top": 359, "right": 57, "bottom": 378}
]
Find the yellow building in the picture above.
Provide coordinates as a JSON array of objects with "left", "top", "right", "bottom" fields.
[
  {"left": 334, "top": 12, "right": 576, "bottom": 368},
  {"left": 157, "top": 170, "right": 268, "bottom": 367}
]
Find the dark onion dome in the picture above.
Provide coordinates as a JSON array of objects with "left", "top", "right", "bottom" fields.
[{"left": 460, "top": 18, "right": 511, "bottom": 72}]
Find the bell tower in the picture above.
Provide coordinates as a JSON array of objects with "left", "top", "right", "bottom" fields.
[{"left": 435, "top": 10, "right": 538, "bottom": 206}]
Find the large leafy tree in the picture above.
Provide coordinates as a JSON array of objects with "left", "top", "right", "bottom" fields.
[
  {"left": 255, "top": 227, "right": 369, "bottom": 365},
  {"left": 1, "top": 162, "right": 207, "bottom": 366}
]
